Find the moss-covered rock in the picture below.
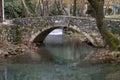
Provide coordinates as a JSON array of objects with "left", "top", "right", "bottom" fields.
[{"left": 104, "top": 29, "right": 119, "bottom": 50}]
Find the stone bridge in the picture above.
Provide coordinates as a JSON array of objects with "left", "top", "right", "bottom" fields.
[{"left": 1, "top": 16, "right": 120, "bottom": 46}]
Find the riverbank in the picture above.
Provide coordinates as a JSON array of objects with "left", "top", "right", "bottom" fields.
[
  {"left": 84, "top": 49, "right": 120, "bottom": 63},
  {"left": 71, "top": 49, "right": 120, "bottom": 67},
  {"left": 65, "top": 34, "right": 120, "bottom": 66},
  {"left": 0, "top": 39, "right": 54, "bottom": 63},
  {"left": 0, "top": 40, "right": 37, "bottom": 60},
  {"left": 0, "top": 33, "right": 120, "bottom": 65}
]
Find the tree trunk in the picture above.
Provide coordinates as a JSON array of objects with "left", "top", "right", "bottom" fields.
[
  {"left": 35, "top": 0, "right": 43, "bottom": 16},
  {"left": 67, "top": 0, "right": 71, "bottom": 16},
  {"left": 87, "top": 0, "right": 119, "bottom": 50},
  {"left": 0, "top": 0, "right": 3, "bottom": 22},
  {"left": 21, "top": 0, "right": 31, "bottom": 17},
  {"left": 79, "top": 0, "right": 85, "bottom": 16},
  {"left": 43, "top": 0, "right": 50, "bottom": 16},
  {"left": 55, "top": 0, "right": 62, "bottom": 15},
  {"left": 73, "top": 0, "right": 76, "bottom": 16}
]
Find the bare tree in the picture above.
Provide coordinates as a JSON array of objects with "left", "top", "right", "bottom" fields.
[
  {"left": 73, "top": 0, "right": 77, "bottom": 16},
  {"left": 0, "top": 0, "right": 3, "bottom": 22},
  {"left": 67, "top": 0, "right": 71, "bottom": 16},
  {"left": 79, "top": 0, "right": 87, "bottom": 16},
  {"left": 21, "top": 0, "right": 31, "bottom": 17},
  {"left": 35, "top": 0, "right": 43, "bottom": 16}
]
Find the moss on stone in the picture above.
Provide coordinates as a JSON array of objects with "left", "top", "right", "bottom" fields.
[
  {"left": 11, "top": 26, "right": 22, "bottom": 44},
  {"left": 23, "top": 27, "right": 32, "bottom": 32},
  {"left": 32, "top": 22, "right": 54, "bottom": 28},
  {"left": 0, "top": 27, "right": 3, "bottom": 33},
  {"left": 104, "top": 29, "right": 119, "bottom": 50}
]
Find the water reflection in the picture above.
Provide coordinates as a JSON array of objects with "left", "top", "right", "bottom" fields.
[
  {"left": 44, "top": 35, "right": 95, "bottom": 64},
  {"left": 0, "top": 33, "right": 120, "bottom": 80}
]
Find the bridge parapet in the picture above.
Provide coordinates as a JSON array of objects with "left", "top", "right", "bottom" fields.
[
  {"left": 12, "top": 16, "right": 120, "bottom": 30},
  {"left": 12, "top": 16, "right": 95, "bottom": 27}
]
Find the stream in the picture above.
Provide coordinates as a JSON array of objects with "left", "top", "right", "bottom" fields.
[{"left": 0, "top": 29, "right": 120, "bottom": 80}]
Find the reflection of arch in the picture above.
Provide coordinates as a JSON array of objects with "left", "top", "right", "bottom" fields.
[{"left": 30, "top": 26, "right": 80, "bottom": 43}]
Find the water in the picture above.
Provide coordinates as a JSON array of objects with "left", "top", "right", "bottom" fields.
[{"left": 0, "top": 35, "right": 120, "bottom": 80}]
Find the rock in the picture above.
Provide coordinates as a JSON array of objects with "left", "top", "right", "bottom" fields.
[
  {"left": 0, "top": 49, "right": 3, "bottom": 54},
  {"left": 106, "top": 71, "right": 120, "bottom": 80},
  {"left": 83, "top": 49, "right": 120, "bottom": 64},
  {"left": 0, "top": 38, "right": 38, "bottom": 59},
  {"left": 4, "top": 52, "right": 9, "bottom": 58},
  {"left": 0, "top": 49, "right": 9, "bottom": 58}
]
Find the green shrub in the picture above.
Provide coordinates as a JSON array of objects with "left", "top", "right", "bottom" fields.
[
  {"left": 4, "top": 0, "right": 35, "bottom": 19},
  {"left": 5, "top": 1, "right": 25, "bottom": 19},
  {"left": 107, "top": 8, "right": 112, "bottom": 15}
]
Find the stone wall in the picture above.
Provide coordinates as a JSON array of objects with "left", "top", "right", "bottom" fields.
[
  {"left": 0, "top": 25, "right": 22, "bottom": 44},
  {"left": 12, "top": 16, "right": 120, "bottom": 28},
  {"left": 12, "top": 16, "right": 120, "bottom": 38},
  {"left": 0, "top": 16, "right": 120, "bottom": 46}
]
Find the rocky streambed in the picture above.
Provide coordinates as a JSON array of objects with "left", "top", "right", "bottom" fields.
[
  {"left": 0, "top": 40, "right": 37, "bottom": 60},
  {"left": 83, "top": 49, "right": 120, "bottom": 63},
  {"left": 71, "top": 49, "right": 120, "bottom": 67}
]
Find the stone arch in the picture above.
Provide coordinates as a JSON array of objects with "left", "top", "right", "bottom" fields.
[
  {"left": 30, "top": 26, "right": 81, "bottom": 43},
  {"left": 11, "top": 16, "right": 118, "bottom": 47}
]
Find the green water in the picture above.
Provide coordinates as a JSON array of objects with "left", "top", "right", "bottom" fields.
[{"left": 0, "top": 35, "right": 120, "bottom": 80}]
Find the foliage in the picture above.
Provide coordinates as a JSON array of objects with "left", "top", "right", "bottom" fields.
[
  {"left": 4, "top": 0, "right": 35, "bottom": 19},
  {"left": 4, "top": 1, "right": 25, "bottom": 19},
  {"left": 86, "top": 3, "right": 96, "bottom": 17},
  {"left": 50, "top": 1, "right": 63, "bottom": 15},
  {"left": 109, "top": 25, "right": 120, "bottom": 34},
  {"left": 12, "top": 26, "right": 22, "bottom": 44},
  {"left": 107, "top": 8, "right": 112, "bottom": 15},
  {"left": 50, "top": 9, "right": 62, "bottom": 15},
  {"left": 25, "top": 0, "right": 35, "bottom": 14}
]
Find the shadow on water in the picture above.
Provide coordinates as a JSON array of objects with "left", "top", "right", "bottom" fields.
[{"left": 42, "top": 35, "right": 97, "bottom": 64}]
